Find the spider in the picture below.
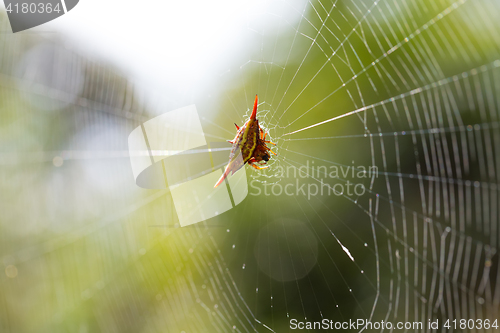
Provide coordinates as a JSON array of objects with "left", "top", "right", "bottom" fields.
[{"left": 214, "top": 95, "right": 276, "bottom": 188}]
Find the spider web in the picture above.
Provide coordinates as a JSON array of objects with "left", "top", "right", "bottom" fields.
[
  {"left": 1, "top": 0, "right": 500, "bottom": 332},
  {"left": 208, "top": 0, "right": 500, "bottom": 330}
]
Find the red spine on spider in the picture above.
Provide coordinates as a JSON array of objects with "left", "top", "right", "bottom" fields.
[{"left": 214, "top": 95, "right": 276, "bottom": 188}]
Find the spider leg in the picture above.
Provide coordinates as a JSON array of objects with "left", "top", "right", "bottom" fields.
[
  {"left": 262, "top": 132, "right": 267, "bottom": 141},
  {"left": 249, "top": 162, "right": 269, "bottom": 170},
  {"left": 268, "top": 149, "right": 277, "bottom": 156},
  {"left": 264, "top": 141, "right": 276, "bottom": 145}
]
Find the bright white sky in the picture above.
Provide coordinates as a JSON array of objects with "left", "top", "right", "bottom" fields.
[{"left": 0, "top": 0, "right": 305, "bottom": 105}]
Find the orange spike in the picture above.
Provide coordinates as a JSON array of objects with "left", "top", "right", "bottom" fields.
[
  {"left": 250, "top": 94, "right": 258, "bottom": 120},
  {"left": 234, "top": 123, "right": 240, "bottom": 130},
  {"left": 214, "top": 166, "right": 231, "bottom": 188}
]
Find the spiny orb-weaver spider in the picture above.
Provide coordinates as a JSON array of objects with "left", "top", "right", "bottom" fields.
[{"left": 214, "top": 95, "right": 276, "bottom": 188}]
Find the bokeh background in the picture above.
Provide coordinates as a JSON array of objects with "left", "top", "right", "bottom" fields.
[{"left": 1, "top": 0, "right": 500, "bottom": 332}]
